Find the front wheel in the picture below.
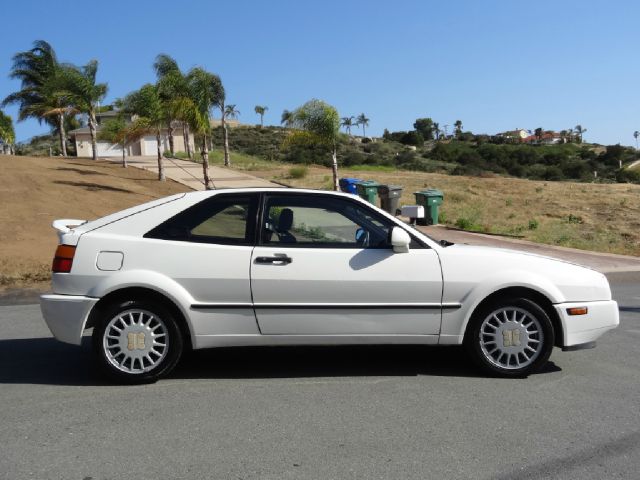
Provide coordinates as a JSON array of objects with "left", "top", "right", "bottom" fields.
[
  {"left": 92, "top": 299, "right": 183, "bottom": 384},
  {"left": 465, "top": 297, "right": 554, "bottom": 377}
]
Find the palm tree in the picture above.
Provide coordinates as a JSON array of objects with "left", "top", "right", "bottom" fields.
[
  {"left": 559, "top": 130, "right": 568, "bottom": 143},
  {"left": 356, "top": 113, "right": 369, "bottom": 137},
  {"left": 567, "top": 128, "right": 574, "bottom": 143},
  {"left": 121, "top": 84, "right": 168, "bottom": 181},
  {"left": 186, "top": 67, "right": 225, "bottom": 187},
  {"left": 340, "top": 116, "right": 355, "bottom": 135},
  {"left": 433, "top": 122, "right": 440, "bottom": 141},
  {"left": 575, "top": 124, "right": 587, "bottom": 143},
  {"left": 2, "top": 40, "right": 72, "bottom": 156},
  {"left": 154, "top": 54, "right": 188, "bottom": 157},
  {"left": 534, "top": 127, "right": 544, "bottom": 142},
  {"left": 454, "top": 120, "right": 463, "bottom": 138},
  {"left": 98, "top": 115, "right": 130, "bottom": 167},
  {"left": 218, "top": 102, "right": 238, "bottom": 167},
  {"left": 281, "top": 109, "right": 293, "bottom": 128},
  {"left": 634, "top": 131, "right": 640, "bottom": 150},
  {"left": 225, "top": 104, "right": 240, "bottom": 119},
  {"left": 287, "top": 99, "right": 340, "bottom": 190},
  {"left": 64, "top": 60, "right": 108, "bottom": 160},
  {"left": 0, "top": 111, "right": 15, "bottom": 154},
  {"left": 254, "top": 105, "right": 268, "bottom": 127}
]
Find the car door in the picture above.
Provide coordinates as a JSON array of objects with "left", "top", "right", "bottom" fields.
[{"left": 250, "top": 193, "right": 443, "bottom": 335}]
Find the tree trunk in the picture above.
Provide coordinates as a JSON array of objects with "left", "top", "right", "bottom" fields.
[
  {"left": 184, "top": 123, "right": 192, "bottom": 160},
  {"left": 363, "top": 125, "right": 366, "bottom": 138},
  {"left": 201, "top": 136, "right": 212, "bottom": 189},
  {"left": 156, "top": 129, "right": 165, "bottom": 181},
  {"left": 222, "top": 115, "right": 231, "bottom": 167},
  {"left": 88, "top": 111, "right": 98, "bottom": 160},
  {"left": 122, "top": 137, "right": 127, "bottom": 168},
  {"left": 331, "top": 148, "right": 339, "bottom": 191},
  {"left": 57, "top": 113, "right": 67, "bottom": 157},
  {"left": 168, "top": 121, "right": 175, "bottom": 155}
]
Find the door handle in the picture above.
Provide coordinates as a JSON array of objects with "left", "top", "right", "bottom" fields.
[{"left": 255, "top": 255, "right": 293, "bottom": 265}]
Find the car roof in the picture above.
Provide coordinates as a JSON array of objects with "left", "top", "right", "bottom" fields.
[{"left": 181, "top": 187, "right": 358, "bottom": 201}]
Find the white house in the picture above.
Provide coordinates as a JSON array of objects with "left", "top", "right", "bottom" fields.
[{"left": 70, "top": 111, "right": 194, "bottom": 158}]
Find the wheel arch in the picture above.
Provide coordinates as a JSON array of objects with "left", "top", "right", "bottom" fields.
[
  {"left": 86, "top": 286, "right": 194, "bottom": 351},
  {"left": 462, "top": 286, "right": 563, "bottom": 348}
]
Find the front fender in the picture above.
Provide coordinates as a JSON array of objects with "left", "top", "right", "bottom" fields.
[{"left": 439, "top": 269, "right": 564, "bottom": 342}]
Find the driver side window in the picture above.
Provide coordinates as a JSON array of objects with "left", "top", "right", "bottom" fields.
[{"left": 262, "top": 195, "right": 392, "bottom": 248}]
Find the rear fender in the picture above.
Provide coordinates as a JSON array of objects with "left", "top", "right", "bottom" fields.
[{"left": 86, "top": 270, "right": 196, "bottom": 345}]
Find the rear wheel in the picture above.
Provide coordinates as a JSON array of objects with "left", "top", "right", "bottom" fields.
[
  {"left": 465, "top": 297, "right": 554, "bottom": 377},
  {"left": 92, "top": 299, "right": 183, "bottom": 384}
]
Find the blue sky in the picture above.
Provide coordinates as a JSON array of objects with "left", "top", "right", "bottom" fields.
[{"left": 1, "top": 0, "right": 638, "bottom": 145}]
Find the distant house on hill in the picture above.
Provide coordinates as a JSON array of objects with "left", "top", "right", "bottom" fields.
[
  {"left": 497, "top": 128, "right": 529, "bottom": 141},
  {"left": 70, "top": 110, "right": 194, "bottom": 158},
  {"left": 523, "top": 131, "right": 562, "bottom": 145}
]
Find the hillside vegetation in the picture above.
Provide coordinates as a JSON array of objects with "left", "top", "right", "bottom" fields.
[{"left": 210, "top": 125, "right": 640, "bottom": 184}]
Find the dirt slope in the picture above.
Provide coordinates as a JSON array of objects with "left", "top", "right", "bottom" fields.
[{"left": 0, "top": 155, "right": 189, "bottom": 290}]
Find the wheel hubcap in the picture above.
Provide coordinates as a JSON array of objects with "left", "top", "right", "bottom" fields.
[
  {"left": 103, "top": 309, "right": 169, "bottom": 374},
  {"left": 479, "top": 307, "right": 543, "bottom": 370}
]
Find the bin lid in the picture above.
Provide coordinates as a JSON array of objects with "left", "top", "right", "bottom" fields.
[
  {"left": 339, "top": 177, "right": 362, "bottom": 183},
  {"left": 378, "top": 184, "right": 403, "bottom": 193},
  {"left": 358, "top": 180, "right": 381, "bottom": 186},
  {"left": 415, "top": 188, "right": 443, "bottom": 197}
]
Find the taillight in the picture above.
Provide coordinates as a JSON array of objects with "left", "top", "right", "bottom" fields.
[{"left": 52, "top": 245, "right": 76, "bottom": 273}]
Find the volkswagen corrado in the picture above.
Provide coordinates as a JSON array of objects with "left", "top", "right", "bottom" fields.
[{"left": 40, "top": 188, "right": 619, "bottom": 383}]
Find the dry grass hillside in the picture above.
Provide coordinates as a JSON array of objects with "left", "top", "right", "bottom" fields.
[
  {"left": 244, "top": 163, "right": 640, "bottom": 257},
  {"left": 0, "top": 155, "right": 189, "bottom": 290}
]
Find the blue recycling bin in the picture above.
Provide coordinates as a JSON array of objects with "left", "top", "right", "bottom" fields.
[{"left": 339, "top": 178, "right": 362, "bottom": 194}]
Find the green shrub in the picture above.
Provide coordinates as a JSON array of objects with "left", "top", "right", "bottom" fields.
[
  {"left": 455, "top": 217, "right": 477, "bottom": 230},
  {"left": 288, "top": 166, "right": 308, "bottom": 179},
  {"left": 528, "top": 219, "right": 539, "bottom": 230}
]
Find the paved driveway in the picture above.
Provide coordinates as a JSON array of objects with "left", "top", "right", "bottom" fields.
[{"left": 0, "top": 277, "right": 638, "bottom": 479}]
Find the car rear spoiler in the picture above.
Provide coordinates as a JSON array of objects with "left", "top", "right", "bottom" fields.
[{"left": 52, "top": 219, "right": 87, "bottom": 241}]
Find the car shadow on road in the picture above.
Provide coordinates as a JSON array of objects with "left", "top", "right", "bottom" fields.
[
  {"left": 172, "top": 345, "right": 561, "bottom": 381},
  {"left": 0, "top": 338, "right": 561, "bottom": 386}
]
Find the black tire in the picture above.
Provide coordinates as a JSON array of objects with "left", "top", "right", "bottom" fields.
[
  {"left": 465, "top": 297, "right": 554, "bottom": 378},
  {"left": 92, "top": 299, "right": 183, "bottom": 384}
]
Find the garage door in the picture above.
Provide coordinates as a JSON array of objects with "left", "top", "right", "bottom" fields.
[
  {"left": 143, "top": 135, "right": 170, "bottom": 156},
  {"left": 96, "top": 142, "right": 123, "bottom": 158}
]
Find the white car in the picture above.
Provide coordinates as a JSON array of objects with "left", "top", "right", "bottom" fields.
[{"left": 41, "top": 188, "right": 619, "bottom": 383}]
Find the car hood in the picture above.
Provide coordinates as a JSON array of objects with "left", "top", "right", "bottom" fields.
[{"left": 438, "top": 244, "right": 612, "bottom": 302}]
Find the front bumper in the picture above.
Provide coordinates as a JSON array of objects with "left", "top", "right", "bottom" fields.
[
  {"left": 554, "top": 300, "right": 619, "bottom": 348},
  {"left": 40, "top": 294, "right": 98, "bottom": 345}
]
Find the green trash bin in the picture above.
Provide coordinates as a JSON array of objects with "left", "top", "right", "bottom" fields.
[
  {"left": 414, "top": 189, "right": 444, "bottom": 225},
  {"left": 356, "top": 180, "right": 380, "bottom": 205}
]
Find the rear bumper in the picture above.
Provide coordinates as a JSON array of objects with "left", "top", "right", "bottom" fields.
[
  {"left": 40, "top": 294, "right": 98, "bottom": 345},
  {"left": 554, "top": 300, "right": 619, "bottom": 348}
]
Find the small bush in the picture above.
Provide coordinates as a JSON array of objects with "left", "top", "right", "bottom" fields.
[
  {"left": 528, "top": 219, "right": 539, "bottom": 230},
  {"left": 565, "top": 214, "right": 583, "bottom": 224},
  {"left": 455, "top": 217, "right": 479, "bottom": 230},
  {"left": 288, "top": 166, "right": 308, "bottom": 179}
]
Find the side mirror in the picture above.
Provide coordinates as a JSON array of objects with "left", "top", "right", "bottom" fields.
[
  {"left": 390, "top": 227, "right": 411, "bottom": 253},
  {"left": 355, "top": 227, "right": 369, "bottom": 246}
]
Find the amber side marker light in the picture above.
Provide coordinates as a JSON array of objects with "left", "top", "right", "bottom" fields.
[
  {"left": 52, "top": 245, "right": 76, "bottom": 273},
  {"left": 567, "top": 307, "right": 588, "bottom": 316}
]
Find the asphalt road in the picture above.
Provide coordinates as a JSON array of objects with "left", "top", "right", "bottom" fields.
[{"left": 0, "top": 276, "right": 638, "bottom": 480}]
